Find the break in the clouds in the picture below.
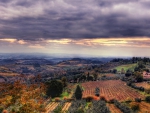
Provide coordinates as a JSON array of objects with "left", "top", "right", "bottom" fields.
[
  {"left": 0, "top": 0, "right": 150, "bottom": 57},
  {"left": 0, "top": 0, "right": 150, "bottom": 40}
]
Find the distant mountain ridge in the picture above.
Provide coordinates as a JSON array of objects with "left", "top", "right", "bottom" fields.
[{"left": 57, "top": 58, "right": 103, "bottom": 65}]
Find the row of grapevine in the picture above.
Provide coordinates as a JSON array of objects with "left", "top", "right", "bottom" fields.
[
  {"left": 82, "top": 80, "right": 144, "bottom": 101},
  {"left": 44, "top": 102, "right": 59, "bottom": 113}
]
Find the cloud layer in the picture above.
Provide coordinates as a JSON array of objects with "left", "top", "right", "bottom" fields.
[{"left": 0, "top": 0, "right": 150, "bottom": 40}]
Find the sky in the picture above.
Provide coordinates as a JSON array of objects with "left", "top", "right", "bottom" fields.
[{"left": 0, "top": 0, "right": 150, "bottom": 57}]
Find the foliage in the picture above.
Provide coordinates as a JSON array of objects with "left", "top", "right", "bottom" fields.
[
  {"left": 127, "top": 83, "right": 145, "bottom": 91},
  {"left": 68, "top": 100, "right": 86, "bottom": 113},
  {"left": 74, "top": 107, "right": 85, "bottom": 113},
  {"left": 46, "top": 80, "right": 63, "bottom": 98},
  {"left": 0, "top": 107, "right": 4, "bottom": 113},
  {"left": 61, "top": 77, "right": 67, "bottom": 88},
  {"left": 92, "top": 100, "right": 110, "bottom": 113},
  {"left": 75, "top": 85, "right": 82, "bottom": 100},
  {"left": 145, "top": 88, "right": 150, "bottom": 94},
  {"left": 84, "top": 96, "right": 93, "bottom": 102},
  {"left": 52, "top": 100, "right": 65, "bottom": 113},
  {"left": 130, "top": 102, "right": 140, "bottom": 111},
  {"left": 113, "top": 100, "right": 132, "bottom": 113},
  {"left": 95, "top": 87, "right": 100, "bottom": 96},
  {"left": 53, "top": 105, "right": 62, "bottom": 113},
  {"left": 134, "top": 62, "right": 145, "bottom": 72},
  {"left": 55, "top": 97, "right": 61, "bottom": 102},
  {"left": 93, "top": 73, "right": 98, "bottom": 80},
  {"left": 100, "top": 96, "right": 107, "bottom": 102},
  {"left": 145, "top": 96, "right": 150, "bottom": 103},
  {"left": 125, "top": 69, "right": 132, "bottom": 77},
  {"left": 133, "top": 72, "right": 143, "bottom": 82},
  {"left": 0, "top": 80, "right": 46, "bottom": 113},
  {"left": 135, "top": 98, "right": 141, "bottom": 102},
  {"left": 112, "top": 69, "right": 117, "bottom": 74}
]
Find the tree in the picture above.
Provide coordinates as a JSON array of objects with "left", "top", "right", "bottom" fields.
[
  {"left": 87, "top": 72, "right": 90, "bottom": 81},
  {"left": 75, "top": 85, "right": 82, "bottom": 100},
  {"left": 121, "top": 68, "right": 125, "bottom": 74},
  {"left": 112, "top": 69, "right": 117, "bottom": 74},
  {"left": 61, "top": 76, "right": 67, "bottom": 87},
  {"left": 95, "top": 87, "right": 100, "bottom": 97},
  {"left": 145, "top": 96, "right": 150, "bottom": 103},
  {"left": 130, "top": 103, "right": 140, "bottom": 111},
  {"left": 93, "top": 73, "right": 98, "bottom": 80},
  {"left": 46, "top": 80, "right": 63, "bottom": 98},
  {"left": 125, "top": 69, "right": 132, "bottom": 77},
  {"left": 134, "top": 72, "right": 143, "bottom": 82}
]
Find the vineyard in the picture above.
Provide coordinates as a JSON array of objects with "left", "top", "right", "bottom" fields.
[
  {"left": 135, "top": 82, "right": 150, "bottom": 89},
  {"left": 130, "top": 102, "right": 150, "bottom": 113},
  {"left": 82, "top": 80, "right": 144, "bottom": 101},
  {"left": 44, "top": 102, "right": 59, "bottom": 113}
]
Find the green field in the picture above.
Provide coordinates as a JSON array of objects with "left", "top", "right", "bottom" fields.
[{"left": 114, "top": 63, "right": 137, "bottom": 72}]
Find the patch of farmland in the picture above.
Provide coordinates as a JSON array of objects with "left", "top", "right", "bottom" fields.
[
  {"left": 130, "top": 102, "right": 150, "bottom": 113},
  {"left": 113, "top": 63, "right": 137, "bottom": 72},
  {"left": 82, "top": 80, "right": 144, "bottom": 102},
  {"left": 44, "top": 102, "right": 59, "bottom": 113},
  {"left": 0, "top": 72, "right": 19, "bottom": 77},
  {"left": 135, "top": 82, "right": 150, "bottom": 90}
]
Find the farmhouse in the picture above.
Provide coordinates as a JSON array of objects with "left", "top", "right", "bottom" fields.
[{"left": 143, "top": 71, "right": 150, "bottom": 78}]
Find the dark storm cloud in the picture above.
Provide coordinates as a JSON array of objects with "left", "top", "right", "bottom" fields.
[{"left": 0, "top": 0, "right": 150, "bottom": 40}]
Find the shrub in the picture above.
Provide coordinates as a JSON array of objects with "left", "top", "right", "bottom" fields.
[
  {"left": 53, "top": 105, "right": 62, "bottom": 113},
  {"left": 145, "top": 88, "right": 150, "bottom": 94},
  {"left": 55, "top": 97, "right": 61, "bottom": 102},
  {"left": 135, "top": 98, "right": 141, "bottom": 102},
  {"left": 65, "top": 98, "right": 75, "bottom": 102},
  {"left": 88, "top": 103, "right": 92, "bottom": 108},
  {"left": 75, "top": 107, "right": 85, "bottom": 113},
  {"left": 68, "top": 100, "right": 86, "bottom": 113},
  {"left": 114, "top": 100, "right": 132, "bottom": 113},
  {"left": 92, "top": 100, "right": 110, "bottom": 113},
  {"left": 63, "top": 96, "right": 67, "bottom": 100},
  {"left": 83, "top": 96, "right": 93, "bottom": 102},
  {"left": 108, "top": 98, "right": 115, "bottom": 103},
  {"left": 0, "top": 107, "right": 4, "bottom": 113},
  {"left": 130, "top": 102, "right": 140, "bottom": 111},
  {"left": 145, "top": 96, "right": 150, "bottom": 103},
  {"left": 100, "top": 95, "right": 107, "bottom": 102}
]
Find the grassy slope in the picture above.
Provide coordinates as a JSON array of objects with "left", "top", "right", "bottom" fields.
[{"left": 114, "top": 63, "right": 137, "bottom": 72}]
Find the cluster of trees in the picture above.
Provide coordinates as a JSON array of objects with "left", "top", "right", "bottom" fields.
[
  {"left": 46, "top": 77, "right": 68, "bottom": 98},
  {"left": 0, "top": 80, "right": 46, "bottom": 113},
  {"left": 92, "top": 100, "right": 110, "bottom": 113},
  {"left": 68, "top": 100, "right": 86, "bottom": 113},
  {"left": 127, "top": 82, "right": 144, "bottom": 91},
  {"left": 113, "top": 100, "right": 132, "bottom": 113},
  {"left": 145, "top": 96, "right": 150, "bottom": 103},
  {"left": 134, "top": 62, "right": 146, "bottom": 72},
  {"left": 111, "top": 57, "right": 150, "bottom": 64},
  {"left": 132, "top": 57, "right": 150, "bottom": 64},
  {"left": 68, "top": 100, "right": 110, "bottom": 113}
]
